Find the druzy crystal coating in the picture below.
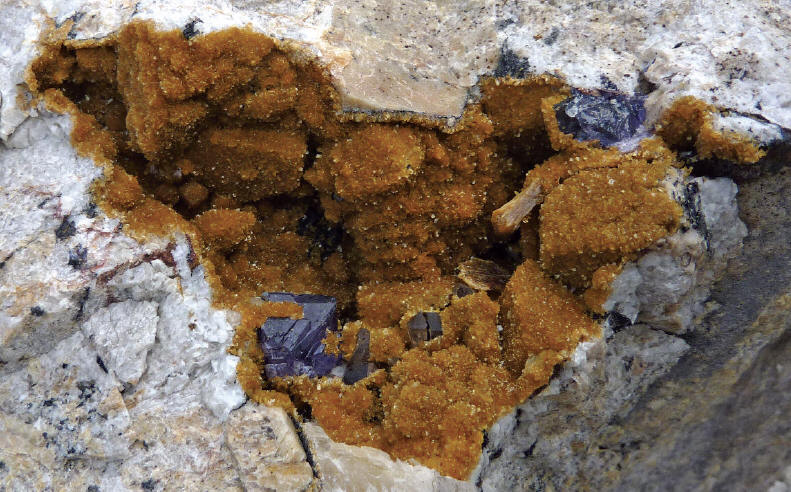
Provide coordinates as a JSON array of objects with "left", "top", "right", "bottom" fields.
[
  {"left": 554, "top": 89, "right": 646, "bottom": 146},
  {"left": 258, "top": 292, "right": 340, "bottom": 378},
  {"left": 31, "top": 20, "right": 762, "bottom": 478}
]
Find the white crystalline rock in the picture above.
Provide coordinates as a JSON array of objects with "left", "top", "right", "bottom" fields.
[
  {"left": 0, "top": 331, "right": 131, "bottom": 460},
  {"left": 640, "top": 3, "right": 791, "bottom": 133},
  {"left": 104, "top": 238, "right": 246, "bottom": 421},
  {"left": 2, "top": 0, "right": 789, "bottom": 141},
  {"left": 1, "top": 113, "right": 108, "bottom": 368},
  {"left": 302, "top": 421, "right": 476, "bottom": 492},
  {"left": 500, "top": 0, "right": 791, "bottom": 138},
  {"left": 697, "top": 178, "right": 749, "bottom": 258},
  {"left": 602, "top": 263, "right": 642, "bottom": 323},
  {"left": 0, "top": 111, "right": 246, "bottom": 488},
  {"left": 0, "top": 0, "right": 43, "bottom": 140},
  {"left": 604, "top": 176, "right": 748, "bottom": 333},
  {"left": 82, "top": 300, "right": 159, "bottom": 385},
  {"left": 116, "top": 406, "right": 242, "bottom": 490},
  {"left": 201, "top": 348, "right": 247, "bottom": 420},
  {"left": 105, "top": 259, "right": 179, "bottom": 303},
  {"left": 710, "top": 112, "right": 786, "bottom": 147},
  {"left": 0, "top": 115, "right": 98, "bottom": 253}
]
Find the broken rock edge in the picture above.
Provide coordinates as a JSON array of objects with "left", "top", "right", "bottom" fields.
[
  {"left": 470, "top": 163, "right": 752, "bottom": 483},
  {"left": 1, "top": 15, "right": 778, "bottom": 486},
  {"left": 2, "top": 7, "right": 789, "bottom": 145}
]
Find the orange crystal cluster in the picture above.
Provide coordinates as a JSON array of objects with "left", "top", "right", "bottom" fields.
[{"left": 28, "top": 20, "right": 761, "bottom": 479}]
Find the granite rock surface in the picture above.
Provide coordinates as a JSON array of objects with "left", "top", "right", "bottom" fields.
[
  {"left": 1, "top": 0, "right": 789, "bottom": 141},
  {"left": 0, "top": 0, "right": 790, "bottom": 490}
]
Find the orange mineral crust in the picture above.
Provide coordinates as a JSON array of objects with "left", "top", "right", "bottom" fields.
[
  {"left": 27, "top": 20, "right": 764, "bottom": 480},
  {"left": 538, "top": 149, "right": 683, "bottom": 289},
  {"left": 500, "top": 260, "right": 599, "bottom": 374},
  {"left": 656, "top": 96, "right": 766, "bottom": 164}
]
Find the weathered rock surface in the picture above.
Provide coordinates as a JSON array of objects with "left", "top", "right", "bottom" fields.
[
  {"left": 476, "top": 164, "right": 791, "bottom": 491},
  {"left": 302, "top": 421, "right": 475, "bottom": 492},
  {"left": 82, "top": 300, "right": 158, "bottom": 385},
  {"left": 0, "top": 112, "right": 250, "bottom": 490},
  {"left": 2, "top": 0, "right": 789, "bottom": 141},
  {"left": 1, "top": 0, "right": 790, "bottom": 490},
  {"left": 225, "top": 404, "right": 314, "bottom": 491},
  {"left": 604, "top": 175, "right": 748, "bottom": 333}
]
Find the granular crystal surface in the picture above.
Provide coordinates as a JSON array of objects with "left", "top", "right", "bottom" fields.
[{"left": 24, "top": 19, "right": 766, "bottom": 481}]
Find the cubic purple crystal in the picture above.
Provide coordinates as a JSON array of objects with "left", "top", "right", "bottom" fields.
[
  {"left": 554, "top": 89, "right": 646, "bottom": 147},
  {"left": 258, "top": 292, "right": 340, "bottom": 379}
]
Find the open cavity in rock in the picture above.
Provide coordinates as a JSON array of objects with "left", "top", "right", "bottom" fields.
[{"left": 27, "top": 19, "right": 763, "bottom": 480}]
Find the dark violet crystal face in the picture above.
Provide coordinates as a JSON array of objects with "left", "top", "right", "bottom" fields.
[
  {"left": 258, "top": 292, "right": 340, "bottom": 379},
  {"left": 554, "top": 89, "right": 646, "bottom": 147}
]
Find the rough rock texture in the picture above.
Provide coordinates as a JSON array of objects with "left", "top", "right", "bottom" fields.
[
  {"left": 225, "top": 404, "right": 314, "bottom": 491},
  {"left": 770, "top": 466, "right": 791, "bottom": 492},
  {"left": 604, "top": 175, "right": 748, "bottom": 333},
  {"left": 82, "top": 300, "right": 158, "bottom": 385},
  {"left": 302, "top": 422, "right": 476, "bottom": 492},
  {"left": 497, "top": 0, "right": 791, "bottom": 139},
  {"left": 1, "top": 0, "right": 790, "bottom": 490},
  {"left": 474, "top": 324, "right": 690, "bottom": 489},
  {"left": 476, "top": 163, "right": 791, "bottom": 490},
  {"left": 0, "top": 111, "right": 251, "bottom": 490},
  {"left": 1, "top": 0, "right": 789, "bottom": 140}
]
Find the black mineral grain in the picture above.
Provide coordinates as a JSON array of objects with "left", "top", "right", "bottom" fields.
[
  {"left": 68, "top": 245, "right": 88, "bottom": 268},
  {"left": 55, "top": 218, "right": 76, "bottom": 240},
  {"left": 494, "top": 46, "right": 531, "bottom": 79},
  {"left": 182, "top": 19, "right": 201, "bottom": 40}
]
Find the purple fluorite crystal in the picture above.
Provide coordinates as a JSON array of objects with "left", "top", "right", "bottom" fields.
[
  {"left": 554, "top": 89, "right": 646, "bottom": 147},
  {"left": 258, "top": 292, "right": 340, "bottom": 379}
]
